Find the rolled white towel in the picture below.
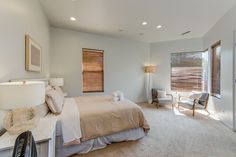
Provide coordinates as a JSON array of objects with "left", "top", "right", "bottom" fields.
[
  {"left": 112, "top": 90, "right": 125, "bottom": 102},
  {"left": 112, "top": 92, "right": 119, "bottom": 102},
  {"left": 112, "top": 96, "right": 119, "bottom": 102},
  {"left": 116, "top": 90, "right": 125, "bottom": 101},
  {"left": 118, "top": 92, "right": 125, "bottom": 101}
]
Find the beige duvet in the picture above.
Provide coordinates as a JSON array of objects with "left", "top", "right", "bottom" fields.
[{"left": 75, "top": 96, "right": 150, "bottom": 142}]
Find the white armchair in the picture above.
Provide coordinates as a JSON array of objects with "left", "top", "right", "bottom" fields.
[
  {"left": 151, "top": 89, "right": 174, "bottom": 108},
  {"left": 177, "top": 92, "right": 209, "bottom": 116}
]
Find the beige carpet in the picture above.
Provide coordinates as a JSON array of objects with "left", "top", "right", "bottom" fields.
[{"left": 73, "top": 103, "right": 236, "bottom": 157}]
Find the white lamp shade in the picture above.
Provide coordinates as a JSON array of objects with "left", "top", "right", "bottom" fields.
[
  {"left": 50, "top": 78, "right": 64, "bottom": 86},
  {"left": 0, "top": 81, "right": 45, "bottom": 110}
]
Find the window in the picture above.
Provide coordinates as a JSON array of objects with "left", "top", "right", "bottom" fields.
[
  {"left": 82, "top": 48, "right": 104, "bottom": 93},
  {"left": 171, "top": 51, "right": 208, "bottom": 91},
  {"left": 211, "top": 41, "right": 221, "bottom": 98}
]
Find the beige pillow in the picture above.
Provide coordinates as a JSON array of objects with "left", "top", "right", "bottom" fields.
[
  {"left": 34, "top": 103, "right": 50, "bottom": 118},
  {"left": 157, "top": 90, "right": 166, "bottom": 98},
  {"left": 46, "top": 88, "right": 64, "bottom": 114},
  {"left": 12, "top": 108, "right": 32, "bottom": 126},
  {"left": 45, "top": 85, "right": 52, "bottom": 92},
  {"left": 4, "top": 108, "right": 39, "bottom": 134}
]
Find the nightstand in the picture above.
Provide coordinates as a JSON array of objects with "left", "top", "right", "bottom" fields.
[{"left": 0, "top": 114, "right": 58, "bottom": 157}]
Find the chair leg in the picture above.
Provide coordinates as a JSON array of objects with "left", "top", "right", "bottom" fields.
[
  {"left": 192, "top": 108, "right": 195, "bottom": 116},
  {"left": 172, "top": 103, "right": 174, "bottom": 109},
  {"left": 205, "top": 109, "right": 210, "bottom": 115}
]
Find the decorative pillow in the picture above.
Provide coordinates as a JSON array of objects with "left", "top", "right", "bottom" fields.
[
  {"left": 157, "top": 90, "right": 166, "bottom": 98},
  {"left": 45, "top": 85, "right": 52, "bottom": 92},
  {"left": 34, "top": 103, "right": 50, "bottom": 118},
  {"left": 54, "top": 86, "right": 64, "bottom": 97},
  {"left": 4, "top": 108, "right": 39, "bottom": 135},
  {"left": 12, "top": 107, "right": 32, "bottom": 126},
  {"left": 46, "top": 88, "right": 64, "bottom": 114}
]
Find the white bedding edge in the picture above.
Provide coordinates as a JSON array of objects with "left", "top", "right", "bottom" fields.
[
  {"left": 60, "top": 98, "right": 82, "bottom": 145},
  {"left": 56, "top": 127, "right": 145, "bottom": 157}
]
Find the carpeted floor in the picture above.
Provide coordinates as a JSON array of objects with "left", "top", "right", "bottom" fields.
[{"left": 73, "top": 103, "right": 236, "bottom": 157}]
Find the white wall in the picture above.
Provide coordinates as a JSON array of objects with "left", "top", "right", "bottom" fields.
[
  {"left": 50, "top": 27, "right": 149, "bottom": 102},
  {"left": 0, "top": 0, "right": 50, "bottom": 82},
  {"left": 150, "top": 38, "right": 203, "bottom": 91},
  {"left": 203, "top": 4, "right": 236, "bottom": 129}
]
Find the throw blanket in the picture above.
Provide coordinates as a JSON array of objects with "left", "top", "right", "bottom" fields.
[
  {"left": 60, "top": 98, "right": 82, "bottom": 146},
  {"left": 75, "top": 96, "right": 150, "bottom": 142},
  {"left": 60, "top": 96, "right": 150, "bottom": 146}
]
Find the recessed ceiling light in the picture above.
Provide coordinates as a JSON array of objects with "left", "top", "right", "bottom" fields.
[
  {"left": 156, "top": 25, "right": 162, "bottom": 29},
  {"left": 70, "top": 17, "right": 76, "bottom": 21},
  {"left": 142, "top": 21, "right": 148, "bottom": 26}
]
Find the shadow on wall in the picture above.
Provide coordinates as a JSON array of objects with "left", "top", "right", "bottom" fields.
[
  {"left": 152, "top": 73, "right": 171, "bottom": 91},
  {"left": 207, "top": 96, "right": 224, "bottom": 121}
]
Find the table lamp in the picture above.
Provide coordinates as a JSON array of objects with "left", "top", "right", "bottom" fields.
[{"left": 0, "top": 81, "right": 45, "bottom": 134}]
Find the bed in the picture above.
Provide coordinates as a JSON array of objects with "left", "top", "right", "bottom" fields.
[{"left": 55, "top": 96, "right": 150, "bottom": 157}]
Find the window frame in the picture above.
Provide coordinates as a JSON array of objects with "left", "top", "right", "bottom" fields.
[
  {"left": 211, "top": 41, "right": 221, "bottom": 99},
  {"left": 82, "top": 48, "right": 104, "bottom": 93}
]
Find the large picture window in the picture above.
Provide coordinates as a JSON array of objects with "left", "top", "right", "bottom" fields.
[
  {"left": 211, "top": 41, "right": 221, "bottom": 98},
  {"left": 171, "top": 51, "right": 208, "bottom": 91},
  {"left": 82, "top": 48, "right": 104, "bottom": 93}
]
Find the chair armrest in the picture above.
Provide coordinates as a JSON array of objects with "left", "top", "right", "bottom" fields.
[{"left": 166, "top": 94, "right": 173, "bottom": 101}]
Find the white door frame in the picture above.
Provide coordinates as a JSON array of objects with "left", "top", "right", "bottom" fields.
[{"left": 233, "top": 30, "right": 236, "bottom": 131}]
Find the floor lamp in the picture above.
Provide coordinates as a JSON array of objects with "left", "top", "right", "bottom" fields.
[{"left": 144, "top": 65, "right": 156, "bottom": 104}]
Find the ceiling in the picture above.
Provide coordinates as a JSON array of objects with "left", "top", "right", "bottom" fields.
[{"left": 39, "top": 0, "right": 236, "bottom": 43}]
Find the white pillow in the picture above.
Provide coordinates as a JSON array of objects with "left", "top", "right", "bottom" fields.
[
  {"left": 34, "top": 103, "right": 49, "bottom": 118},
  {"left": 157, "top": 90, "right": 166, "bottom": 98},
  {"left": 46, "top": 88, "right": 64, "bottom": 114}
]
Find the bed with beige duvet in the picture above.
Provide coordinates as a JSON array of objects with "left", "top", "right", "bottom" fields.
[{"left": 56, "top": 96, "right": 150, "bottom": 157}]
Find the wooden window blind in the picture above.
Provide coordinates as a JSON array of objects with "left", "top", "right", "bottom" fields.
[
  {"left": 171, "top": 51, "right": 208, "bottom": 91},
  {"left": 211, "top": 41, "right": 221, "bottom": 98},
  {"left": 82, "top": 48, "right": 104, "bottom": 93}
]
